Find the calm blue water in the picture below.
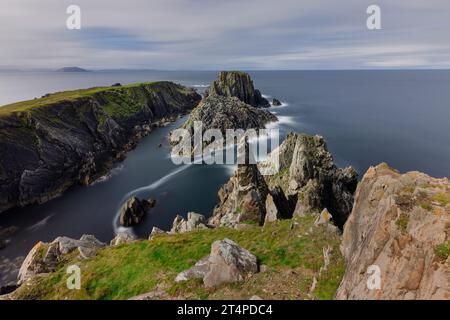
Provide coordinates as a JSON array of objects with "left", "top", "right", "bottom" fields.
[{"left": 1, "top": 70, "right": 449, "bottom": 286}]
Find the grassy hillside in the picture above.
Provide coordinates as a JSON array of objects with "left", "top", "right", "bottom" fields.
[{"left": 11, "top": 216, "right": 344, "bottom": 300}]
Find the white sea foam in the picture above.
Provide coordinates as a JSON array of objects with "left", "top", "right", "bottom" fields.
[{"left": 112, "top": 164, "right": 191, "bottom": 233}]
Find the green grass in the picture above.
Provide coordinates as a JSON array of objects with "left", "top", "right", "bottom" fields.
[
  {"left": 420, "top": 203, "right": 433, "bottom": 211},
  {"left": 12, "top": 217, "right": 344, "bottom": 300},
  {"left": 0, "top": 82, "right": 162, "bottom": 116}
]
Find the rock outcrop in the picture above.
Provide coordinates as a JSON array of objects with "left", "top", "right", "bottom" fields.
[
  {"left": 110, "top": 232, "right": 136, "bottom": 246},
  {"left": 18, "top": 235, "right": 105, "bottom": 284},
  {"left": 263, "top": 132, "right": 358, "bottom": 228},
  {"left": 210, "top": 156, "right": 269, "bottom": 227},
  {"left": 179, "top": 95, "right": 277, "bottom": 137},
  {"left": 0, "top": 82, "right": 201, "bottom": 214},
  {"left": 170, "top": 212, "right": 208, "bottom": 233},
  {"left": 118, "top": 197, "right": 155, "bottom": 227},
  {"left": 175, "top": 238, "right": 258, "bottom": 288},
  {"left": 336, "top": 164, "right": 450, "bottom": 300},
  {"left": 205, "top": 71, "right": 270, "bottom": 108},
  {"left": 148, "top": 227, "right": 167, "bottom": 240}
]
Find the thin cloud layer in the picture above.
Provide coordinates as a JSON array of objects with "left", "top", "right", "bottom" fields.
[{"left": 1, "top": 0, "right": 449, "bottom": 70}]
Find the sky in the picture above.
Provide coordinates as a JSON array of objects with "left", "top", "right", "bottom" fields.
[{"left": 1, "top": 0, "right": 450, "bottom": 70}]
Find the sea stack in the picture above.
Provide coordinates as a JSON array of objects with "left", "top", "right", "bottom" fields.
[{"left": 204, "top": 71, "right": 270, "bottom": 108}]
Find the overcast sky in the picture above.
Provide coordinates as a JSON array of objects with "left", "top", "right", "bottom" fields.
[{"left": 1, "top": 0, "right": 450, "bottom": 70}]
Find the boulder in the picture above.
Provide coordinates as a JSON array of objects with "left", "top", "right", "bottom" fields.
[
  {"left": 175, "top": 256, "right": 211, "bottom": 282},
  {"left": 110, "top": 232, "right": 137, "bottom": 246},
  {"left": 314, "top": 208, "right": 333, "bottom": 226},
  {"left": 272, "top": 98, "right": 282, "bottom": 106},
  {"left": 148, "top": 227, "right": 167, "bottom": 240},
  {"left": 174, "top": 238, "right": 258, "bottom": 288},
  {"left": 178, "top": 95, "right": 277, "bottom": 151},
  {"left": 118, "top": 197, "right": 156, "bottom": 227},
  {"left": 170, "top": 212, "right": 208, "bottom": 233},
  {"left": 204, "top": 71, "right": 270, "bottom": 108},
  {"left": 336, "top": 164, "right": 450, "bottom": 300}
]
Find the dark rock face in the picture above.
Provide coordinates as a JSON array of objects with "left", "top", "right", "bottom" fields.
[
  {"left": 205, "top": 71, "right": 270, "bottom": 108},
  {"left": 118, "top": 197, "right": 155, "bottom": 227},
  {"left": 181, "top": 95, "right": 277, "bottom": 136},
  {"left": 0, "top": 82, "right": 201, "bottom": 214},
  {"left": 272, "top": 99, "right": 282, "bottom": 106},
  {"left": 260, "top": 132, "right": 358, "bottom": 228}
]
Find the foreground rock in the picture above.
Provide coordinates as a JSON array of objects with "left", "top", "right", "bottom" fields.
[
  {"left": 170, "top": 212, "right": 208, "bottom": 233},
  {"left": 0, "top": 82, "right": 201, "bottom": 214},
  {"left": 18, "top": 235, "right": 105, "bottom": 284},
  {"left": 336, "top": 164, "right": 450, "bottom": 300},
  {"left": 175, "top": 238, "right": 258, "bottom": 288},
  {"left": 118, "top": 197, "right": 155, "bottom": 227},
  {"left": 205, "top": 71, "right": 270, "bottom": 108}
]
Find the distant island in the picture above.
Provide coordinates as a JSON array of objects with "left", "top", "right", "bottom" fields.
[{"left": 56, "top": 67, "right": 88, "bottom": 72}]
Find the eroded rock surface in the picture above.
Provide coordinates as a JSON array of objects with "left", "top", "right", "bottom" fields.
[
  {"left": 180, "top": 95, "right": 276, "bottom": 138},
  {"left": 205, "top": 71, "right": 270, "bottom": 108},
  {"left": 336, "top": 164, "right": 450, "bottom": 300},
  {"left": 0, "top": 82, "right": 201, "bottom": 214},
  {"left": 118, "top": 197, "right": 155, "bottom": 227}
]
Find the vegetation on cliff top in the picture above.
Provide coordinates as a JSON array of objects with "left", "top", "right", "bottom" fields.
[
  {"left": 0, "top": 81, "right": 181, "bottom": 116},
  {"left": 11, "top": 216, "right": 344, "bottom": 300}
]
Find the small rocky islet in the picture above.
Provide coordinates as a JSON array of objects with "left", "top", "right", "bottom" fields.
[{"left": 0, "top": 71, "right": 449, "bottom": 300}]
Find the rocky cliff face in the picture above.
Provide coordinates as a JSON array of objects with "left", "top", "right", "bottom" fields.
[
  {"left": 211, "top": 132, "right": 358, "bottom": 228},
  {"left": 336, "top": 164, "right": 450, "bottom": 300},
  {"left": 0, "top": 82, "right": 201, "bottom": 213},
  {"left": 181, "top": 95, "right": 277, "bottom": 136},
  {"left": 205, "top": 71, "right": 270, "bottom": 108}
]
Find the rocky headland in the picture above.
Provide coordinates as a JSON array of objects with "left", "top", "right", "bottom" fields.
[
  {"left": 204, "top": 71, "right": 270, "bottom": 108},
  {"left": 0, "top": 82, "right": 201, "bottom": 214}
]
